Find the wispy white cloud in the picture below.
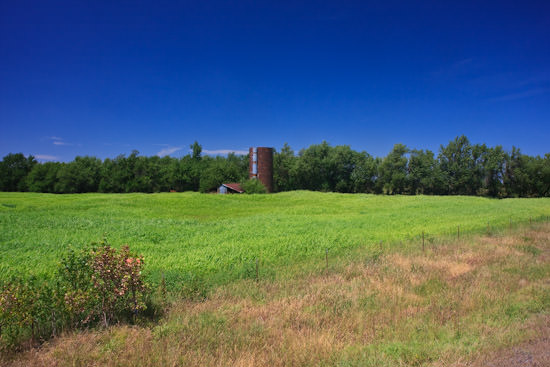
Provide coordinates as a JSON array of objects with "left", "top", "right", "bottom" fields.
[
  {"left": 53, "top": 140, "right": 72, "bottom": 146},
  {"left": 490, "top": 88, "right": 549, "bottom": 102},
  {"left": 430, "top": 58, "right": 475, "bottom": 79},
  {"left": 103, "top": 142, "right": 131, "bottom": 147},
  {"left": 203, "top": 149, "right": 248, "bottom": 155},
  {"left": 157, "top": 146, "right": 183, "bottom": 157},
  {"left": 48, "top": 136, "right": 74, "bottom": 146},
  {"left": 35, "top": 154, "right": 58, "bottom": 161},
  {"left": 517, "top": 71, "right": 550, "bottom": 87}
]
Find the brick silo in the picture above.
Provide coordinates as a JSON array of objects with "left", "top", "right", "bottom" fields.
[{"left": 249, "top": 147, "right": 273, "bottom": 193}]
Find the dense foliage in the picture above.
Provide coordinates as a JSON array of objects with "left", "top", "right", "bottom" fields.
[
  {"left": 0, "top": 241, "right": 150, "bottom": 350},
  {"left": 1, "top": 136, "right": 549, "bottom": 197},
  {"left": 240, "top": 178, "right": 268, "bottom": 194}
]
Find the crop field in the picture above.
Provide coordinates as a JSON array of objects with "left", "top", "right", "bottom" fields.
[
  {"left": 1, "top": 192, "right": 549, "bottom": 289},
  {"left": 1, "top": 192, "right": 550, "bottom": 366},
  {"left": 6, "top": 220, "right": 550, "bottom": 366}
]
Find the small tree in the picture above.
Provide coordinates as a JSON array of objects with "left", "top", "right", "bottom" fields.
[
  {"left": 0, "top": 243, "right": 150, "bottom": 351},
  {"left": 241, "top": 178, "right": 267, "bottom": 194},
  {"left": 90, "top": 243, "right": 147, "bottom": 327},
  {"left": 57, "top": 241, "right": 149, "bottom": 328}
]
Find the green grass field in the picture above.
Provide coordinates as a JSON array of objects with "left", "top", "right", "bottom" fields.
[
  {"left": 1, "top": 192, "right": 549, "bottom": 289},
  {"left": 1, "top": 192, "right": 550, "bottom": 365}
]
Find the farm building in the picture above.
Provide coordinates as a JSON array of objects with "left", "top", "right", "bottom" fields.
[
  {"left": 217, "top": 183, "right": 244, "bottom": 194},
  {"left": 218, "top": 147, "right": 273, "bottom": 194},
  {"left": 249, "top": 147, "right": 273, "bottom": 193}
]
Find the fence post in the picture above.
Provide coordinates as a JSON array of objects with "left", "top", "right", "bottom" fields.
[
  {"left": 422, "top": 231, "right": 430, "bottom": 252},
  {"left": 160, "top": 271, "right": 167, "bottom": 308},
  {"left": 51, "top": 310, "right": 56, "bottom": 338},
  {"left": 455, "top": 304, "right": 460, "bottom": 335}
]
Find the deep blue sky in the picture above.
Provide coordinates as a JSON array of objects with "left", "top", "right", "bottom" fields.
[{"left": 1, "top": 0, "right": 549, "bottom": 161}]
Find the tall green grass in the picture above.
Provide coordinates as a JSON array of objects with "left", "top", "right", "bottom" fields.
[{"left": 1, "top": 191, "right": 549, "bottom": 290}]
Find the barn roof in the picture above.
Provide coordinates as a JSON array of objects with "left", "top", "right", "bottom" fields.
[{"left": 222, "top": 183, "right": 244, "bottom": 193}]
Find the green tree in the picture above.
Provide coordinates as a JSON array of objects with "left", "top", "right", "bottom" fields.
[
  {"left": 327, "top": 145, "right": 360, "bottom": 192},
  {"left": 26, "top": 162, "right": 61, "bottom": 192},
  {"left": 478, "top": 145, "right": 506, "bottom": 197},
  {"left": 0, "top": 153, "right": 37, "bottom": 191},
  {"left": 503, "top": 147, "right": 531, "bottom": 197},
  {"left": 273, "top": 143, "right": 296, "bottom": 192},
  {"left": 191, "top": 141, "right": 202, "bottom": 160},
  {"left": 527, "top": 154, "right": 550, "bottom": 197},
  {"left": 540, "top": 154, "right": 550, "bottom": 197},
  {"left": 408, "top": 149, "right": 445, "bottom": 194},
  {"left": 98, "top": 157, "right": 120, "bottom": 193},
  {"left": 438, "top": 135, "right": 477, "bottom": 195},
  {"left": 350, "top": 152, "right": 378, "bottom": 193},
  {"left": 55, "top": 156, "right": 101, "bottom": 193},
  {"left": 241, "top": 178, "right": 267, "bottom": 194},
  {"left": 294, "top": 141, "right": 332, "bottom": 191},
  {"left": 293, "top": 142, "right": 361, "bottom": 192},
  {"left": 378, "top": 144, "right": 408, "bottom": 194},
  {"left": 199, "top": 154, "right": 248, "bottom": 192}
]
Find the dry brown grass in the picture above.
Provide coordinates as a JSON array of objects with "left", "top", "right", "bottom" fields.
[
  {"left": 449, "top": 314, "right": 550, "bottom": 367},
  {"left": 3, "top": 223, "right": 550, "bottom": 367}
]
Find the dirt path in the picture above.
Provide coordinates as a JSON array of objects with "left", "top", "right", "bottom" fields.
[
  {"left": 463, "top": 316, "right": 550, "bottom": 367},
  {"left": 476, "top": 339, "right": 550, "bottom": 367}
]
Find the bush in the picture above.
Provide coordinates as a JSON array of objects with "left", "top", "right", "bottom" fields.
[
  {"left": 90, "top": 243, "right": 147, "bottom": 326},
  {"left": 240, "top": 179, "right": 267, "bottom": 194},
  {"left": 0, "top": 241, "right": 150, "bottom": 351}
]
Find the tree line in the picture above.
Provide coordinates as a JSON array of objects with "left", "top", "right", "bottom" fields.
[{"left": 1, "top": 136, "right": 549, "bottom": 197}]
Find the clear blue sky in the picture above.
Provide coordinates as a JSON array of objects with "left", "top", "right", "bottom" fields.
[{"left": 1, "top": 0, "right": 549, "bottom": 162}]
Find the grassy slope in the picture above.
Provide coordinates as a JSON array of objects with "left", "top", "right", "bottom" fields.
[
  {"left": 4, "top": 223, "right": 550, "bottom": 367},
  {"left": 1, "top": 192, "right": 549, "bottom": 289}
]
